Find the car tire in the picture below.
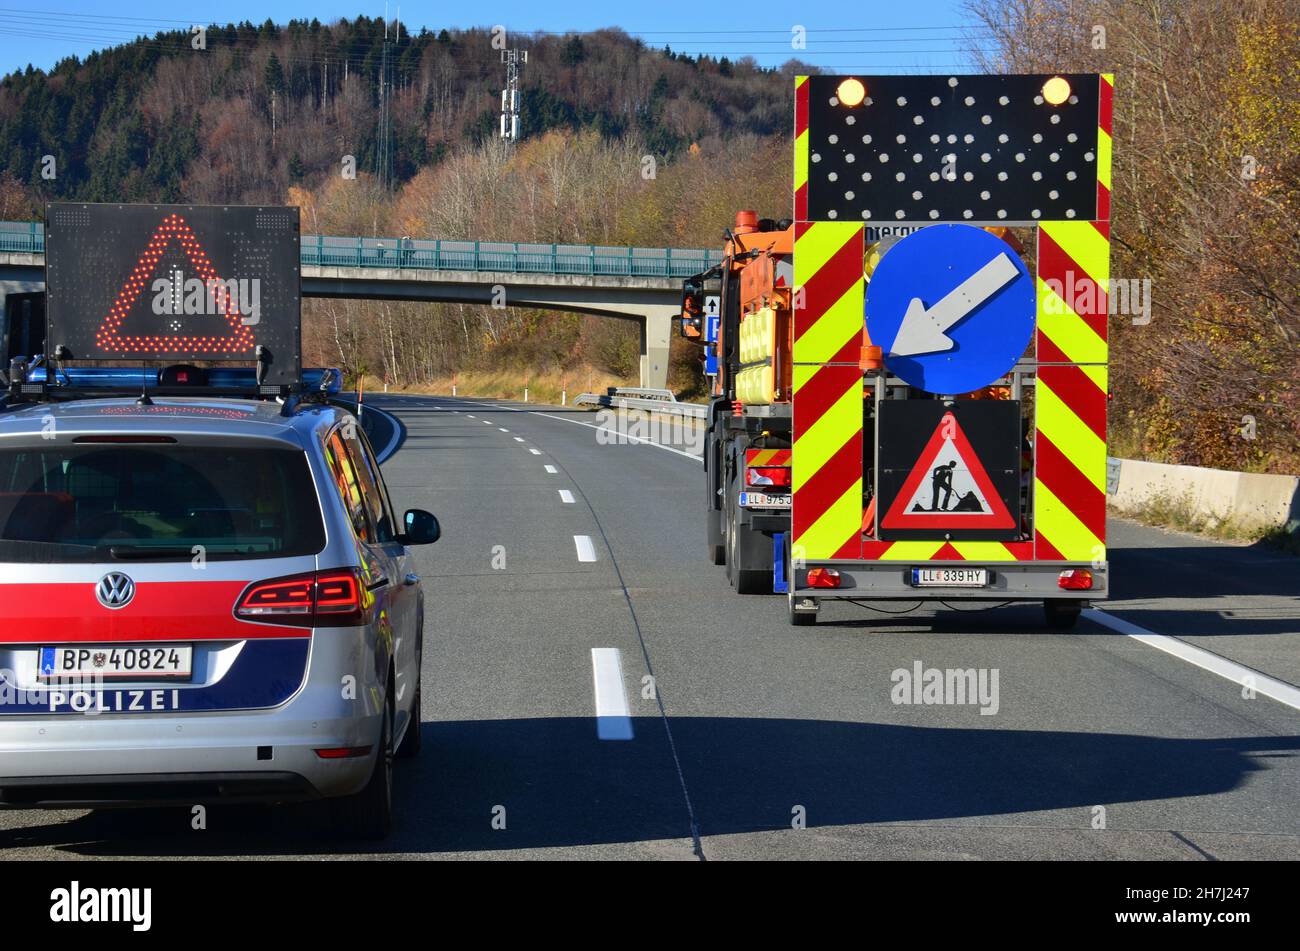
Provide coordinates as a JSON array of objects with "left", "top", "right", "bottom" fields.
[{"left": 330, "top": 698, "right": 393, "bottom": 841}]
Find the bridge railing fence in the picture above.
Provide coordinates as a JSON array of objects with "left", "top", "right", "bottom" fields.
[{"left": 0, "top": 221, "right": 721, "bottom": 278}]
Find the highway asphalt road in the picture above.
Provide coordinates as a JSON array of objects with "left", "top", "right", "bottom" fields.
[{"left": 2, "top": 393, "right": 1297, "bottom": 860}]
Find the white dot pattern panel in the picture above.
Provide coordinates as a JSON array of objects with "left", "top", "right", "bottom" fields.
[{"left": 804, "top": 74, "right": 1100, "bottom": 221}]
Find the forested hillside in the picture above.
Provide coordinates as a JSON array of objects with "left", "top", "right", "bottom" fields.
[{"left": 0, "top": 18, "right": 801, "bottom": 397}]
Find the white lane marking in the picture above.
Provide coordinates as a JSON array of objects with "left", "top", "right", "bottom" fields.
[
  {"left": 544, "top": 465, "right": 558, "bottom": 473},
  {"left": 514, "top": 437, "right": 525, "bottom": 442},
  {"left": 454, "top": 399, "right": 701, "bottom": 461},
  {"left": 591, "top": 648, "right": 634, "bottom": 741},
  {"left": 529, "top": 448, "right": 542, "bottom": 455},
  {"left": 499, "top": 427, "right": 510, "bottom": 432},
  {"left": 1086, "top": 609, "right": 1300, "bottom": 712},
  {"left": 558, "top": 489, "right": 575, "bottom": 504},
  {"left": 467, "top": 414, "right": 475, "bottom": 418},
  {"left": 574, "top": 535, "right": 598, "bottom": 562}
]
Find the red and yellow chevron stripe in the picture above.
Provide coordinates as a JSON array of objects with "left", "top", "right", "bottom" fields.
[
  {"left": 860, "top": 540, "right": 1036, "bottom": 562},
  {"left": 746, "top": 449, "right": 792, "bottom": 467},
  {"left": 794, "top": 76, "right": 810, "bottom": 221},
  {"left": 1035, "top": 218, "right": 1110, "bottom": 562},
  {"left": 790, "top": 220, "right": 864, "bottom": 561},
  {"left": 1096, "top": 73, "right": 1114, "bottom": 223}
]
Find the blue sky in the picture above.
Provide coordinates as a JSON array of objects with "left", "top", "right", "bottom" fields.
[{"left": 0, "top": 1, "right": 990, "bottom": 75}]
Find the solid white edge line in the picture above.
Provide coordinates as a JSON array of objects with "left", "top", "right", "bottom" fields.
[
  {"left": 544, "top": 465, "right": 558, "bottom": 473},
  {"left": 558, "top": 489, "right": 575, "bottom": 504},
  {"left": 1085, "top": 609, "right": 1300, "bottom": 712},
  {"left": 574, "top": 534, "right": 597, "bottom": 562},
  {"left": 591, "top": 647, "right": 634, "bottom": 741}
]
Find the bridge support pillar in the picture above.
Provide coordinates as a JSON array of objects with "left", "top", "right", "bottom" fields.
[{"left": 639, "top": 308, "right": 675, "bottom": 391}]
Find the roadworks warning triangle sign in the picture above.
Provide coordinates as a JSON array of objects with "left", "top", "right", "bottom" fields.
[
  {"left": 95, "top": 212, "right": 255, "bottom": 355},
  {"left": 881, "top": 410, "right": 1015, "bottom": 530}
]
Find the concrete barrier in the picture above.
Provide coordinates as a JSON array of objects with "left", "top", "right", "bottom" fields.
[{"left": 1108, "top": 457, "right": 1300, "bottom": 533}]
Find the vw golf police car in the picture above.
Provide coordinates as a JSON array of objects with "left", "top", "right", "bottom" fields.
[{"left": 0, "top": 383, "right": 436, "bottom": 839}]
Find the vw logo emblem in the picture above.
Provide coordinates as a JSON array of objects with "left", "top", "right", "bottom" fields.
[{"left": 96, "top": 572, "right": 135, "bottom": 610}]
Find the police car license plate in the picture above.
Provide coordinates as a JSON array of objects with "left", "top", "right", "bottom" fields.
[{"left": 39, "top": 644, "right": 193, "bottom": 680}]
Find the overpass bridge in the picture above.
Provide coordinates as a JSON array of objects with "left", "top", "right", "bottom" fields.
[{"left": 0, "top": 222, "right": 721, "bottom": 390}]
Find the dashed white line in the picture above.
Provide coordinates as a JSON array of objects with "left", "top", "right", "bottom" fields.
[
  {"left": 590, "top": 647, "right": 634, "bottom": 741},
  {"left": 558, "top": 489, "right": 575, "bottom": 504},
  {"left": 544, "top": 465, "right": 558, "bottom": 473},
  {"left": 499, "top": 427, "right": 510, "bottom": 432},
  {"left": 529, "top": 449, "right": 542, "bottom": 455},
  {"left": 514, "top": 437, "right": 525, "bottom": 442},
  {"left": 466, "top": 414, "right": 475, "bottom": 418},
  {"left": 1086, "top": 609, "right": 1300, "bottom": 712},
  {"left": 574, "top": 535, "right": 597, "bottom": 562}
]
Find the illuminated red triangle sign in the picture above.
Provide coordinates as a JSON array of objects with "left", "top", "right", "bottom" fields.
[
  {"left": 881, "top": 411, "right": 1015, "bottom": 530},
  {"left": 94, "top": 212, "right": 256, "bottom": 356}
]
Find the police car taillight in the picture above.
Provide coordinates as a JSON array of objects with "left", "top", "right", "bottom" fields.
[{"left": 235, "top": 569, "right": 367, "bottom": 627}]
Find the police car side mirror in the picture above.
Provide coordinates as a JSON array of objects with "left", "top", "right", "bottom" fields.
[{"left": 402, "top": 509, "right": 440, "bottom": 545}]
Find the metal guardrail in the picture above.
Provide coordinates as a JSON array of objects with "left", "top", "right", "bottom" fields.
[
  {"left": 573, "top": 388, "right": 707, "bottom": 419},
  {"left": 0, "top": 221, "right": 722, "bottom": 279}
]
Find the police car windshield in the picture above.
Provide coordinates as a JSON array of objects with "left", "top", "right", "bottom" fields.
[{"left": 0, "top": 444, "right": 325, "bottom": 563}]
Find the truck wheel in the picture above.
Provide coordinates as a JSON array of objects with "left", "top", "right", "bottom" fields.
[
  {"left": 727, "top": 488, "right": 771, "bottom": 595},
  {"left": 1044, "top": 600, "right": 1082, "bottom": 630},
  {"left": 708, "top": 510, "right": 726, "bottom": 566}
]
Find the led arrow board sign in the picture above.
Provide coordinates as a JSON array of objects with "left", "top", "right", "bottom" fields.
[{"left": 45, "top": 203, "right": 301, "bottom": 386}]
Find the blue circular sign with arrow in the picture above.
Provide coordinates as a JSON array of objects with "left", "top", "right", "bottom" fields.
[{"left": 865, "top": 223, "right": 1035, "bottom": 395}]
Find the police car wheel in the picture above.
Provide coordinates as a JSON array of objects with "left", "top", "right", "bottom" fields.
[{"left": 331, "top": 697, "right": 394, "bottom": 840}]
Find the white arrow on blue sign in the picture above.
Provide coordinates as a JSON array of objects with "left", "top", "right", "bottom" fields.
[{"left": 865, "top": 223, "right": 1035, "bottom": 394}]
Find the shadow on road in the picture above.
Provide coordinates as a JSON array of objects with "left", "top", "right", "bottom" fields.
[{"left": 2, "top": 718, "right": 1295, "bottom": 857}]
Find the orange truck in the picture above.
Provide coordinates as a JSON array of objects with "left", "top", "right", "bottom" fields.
[{"left": 680, "top": 73, "right": 1114, "bottom": 628}]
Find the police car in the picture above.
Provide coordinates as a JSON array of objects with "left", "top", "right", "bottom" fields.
[
  {"left": 0, "top": 202, "right": 436, "bottom": 839},
  {"left": 0, "top": 380, "right": 436, "bottom": 839}
]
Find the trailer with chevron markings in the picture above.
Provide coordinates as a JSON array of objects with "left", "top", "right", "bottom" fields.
[{"left": 679, "top": 72, "right": 1114, "bottom": 628}]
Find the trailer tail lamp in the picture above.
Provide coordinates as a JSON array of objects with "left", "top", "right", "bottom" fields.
[
  {"left": 806, "top": 568, "right": 842, "bottom": 589},
  {"left": 747, "top": 466, "right": 792, "bottom": 488},
  {"left": 1058, "top": 569, "right": 1093, "bottom": 590}
]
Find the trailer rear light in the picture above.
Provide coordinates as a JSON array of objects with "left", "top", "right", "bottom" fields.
[
  {"left": 806, "top": 568, "right": 842, "bottom": 589},
  {"left": 1058, "top": 569, "right": 1093, "bottom": 590},
  {"left": 747, "top": 466, "right": 792, "bottom": 488},
  {"left": 235, "top": 569, "right": 368, "bottom": 627}
]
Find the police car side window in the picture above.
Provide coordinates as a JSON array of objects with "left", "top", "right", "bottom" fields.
[
  {"left": 324, "top": 429, "right": 373, "bottom": 543},
  {"left": 342, "top": 430, "right": 394, "bottom": 543}
]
